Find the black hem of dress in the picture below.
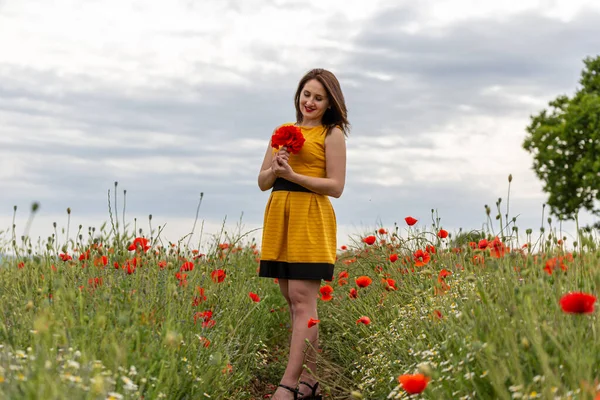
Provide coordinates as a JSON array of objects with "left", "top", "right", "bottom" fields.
[{"left": 259, "top": 260, "right": 334, "bottom": 281}]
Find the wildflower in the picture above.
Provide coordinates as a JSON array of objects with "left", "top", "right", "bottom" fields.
[
  {"left": 249, "top": 292, "right": 260, "bottom": 303},
  {"left": 198, "top": 336, "right": 210, "bottom": 348},
  {"left": 426, "top": 244, "right": 436, "bottom": 254},
  {"left": 437, "top": 229, "right": 448, "bottom": 239},
  {"left": 93, "top": 256, "right": 108, "bottom": 267},
  {"left": 128, "top": 237, "right": 150, "bottom": 252},
  {"left": 478, "top": 239, "right": 488, "bottom": 250},
  {"left": 180, "top": 261, "right": 194, "bottom": 272},
  {"left": 355, "top": 276, "right": 372, "bottom": 288},
  {"left": 544, "top": 257, "right": 568, "bottom": 275},
  {"left": 308, "top": 318, "right": 320, "bottom": 328},
  {"left": 398, "top": 373, "right": 429, "bottom": 394},
  {"left": 384, "top": 278, "right": 397, "bottom": 291},
  {"left": 59, "top": 253, "right": 72, "bottom": 261},
  {"left": 158, "top": 260, "right": 167, "bottom": 269},
  {"left": 211, "top": 269, "right": 226, "bottom": 283},
  {"left": 356, "top": 316, "right": 371, "bottom": 325},
  {"left": 320, "top": 285, "right": 333, "bottom": 301},
  {"left": 438, "top": 269, "right": 452, "bottom": 281},
  {"left": 489, "top": 237, "right": 507, "bottom": 258},
  {"left": 389, "top": 253, "right": 398, "bottom": 262},
  {"left": 340, "top": 245, "right": 348, "bottom": 250},
  {"left": 405, "top": 216, "right": 418, "bottom": 226},
  {"left": 362, "top": 235, "right": 376, "bottom": 245},
  {"left": 378, "top": 228, "right": 387, "bottom": 234},
  {"left": 349, "top": 288, "right": 358, "bottom": 299},
  {"left": 88, "top": 277, "right": 103, "bottom": 288},
  {"left": 413, "top": 249, "right": 431, "bottom": 267},
  {"left": 560, "top": 292, "right": 596, "bottom": 314},
  {"left": 433, "top": 310, "right": 443, "bottom": 319}
]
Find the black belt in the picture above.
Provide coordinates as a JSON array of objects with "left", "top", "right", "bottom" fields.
[{"left": 272, "top": 178, "right": 314, "bottom": 193}]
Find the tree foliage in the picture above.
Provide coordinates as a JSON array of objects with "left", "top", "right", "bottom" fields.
[{"left": 523, "top": 56, "right": 600, "bottom": 219}]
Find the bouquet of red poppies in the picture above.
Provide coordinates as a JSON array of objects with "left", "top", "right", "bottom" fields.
[{"left": 271, "top": 125, "right": 305, "bottom": 154}]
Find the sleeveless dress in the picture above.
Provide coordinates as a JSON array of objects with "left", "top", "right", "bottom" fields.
[{"left": 259, "top": 124, "right": 336, "bottom": 281}]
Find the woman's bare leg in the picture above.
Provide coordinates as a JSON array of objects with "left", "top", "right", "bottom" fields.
[{"left": 272, "top": 279, "right": 321, "bottom": 399}]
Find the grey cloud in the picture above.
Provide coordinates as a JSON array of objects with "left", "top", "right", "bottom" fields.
[{"left": 339, "top": 8, "right": 600, "bottom": 137}]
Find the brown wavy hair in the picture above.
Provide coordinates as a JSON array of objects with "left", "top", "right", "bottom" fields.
[{"left": 294, "top": 68, "right": 350, "bottom": 136}]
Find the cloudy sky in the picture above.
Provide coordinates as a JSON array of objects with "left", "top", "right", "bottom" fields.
[{"left": 1, "top": 0, "right": 599, "bottom": 250}]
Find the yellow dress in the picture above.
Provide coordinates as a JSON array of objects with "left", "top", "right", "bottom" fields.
[{"left": 259, "top": 123, "right": 337, "bottom": 281}]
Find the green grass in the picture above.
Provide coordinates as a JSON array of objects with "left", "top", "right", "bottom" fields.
[{"left": 0, "top": 207, "right": 599, "bottom": 399}]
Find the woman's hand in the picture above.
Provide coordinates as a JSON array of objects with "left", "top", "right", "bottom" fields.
[
  {"left": 276, "top": 147, "right": 290, "bottom": 163},
  {"left": 272, "top": 152, "right": 294, "bottom": 180}
]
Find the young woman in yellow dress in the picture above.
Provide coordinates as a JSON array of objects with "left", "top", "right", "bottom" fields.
[{"left": 257, "top": 68, "right": 349, "bottom": 400}]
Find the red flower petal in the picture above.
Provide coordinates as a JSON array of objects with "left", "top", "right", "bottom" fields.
[
  {"left": 308, "top": 318, "right": 320, "bottom": 328},
  {"left": 560, "top": 292, "right": 596, "bottom": 314},
  {"left": 355, "top": 276, "right": 372, "bottom": 288},
  {"left": 398, "top": 374, "right": 429, "bottom": 394},
  {"left": 405, "top": 216, "right": 418, "bottom": 226}
]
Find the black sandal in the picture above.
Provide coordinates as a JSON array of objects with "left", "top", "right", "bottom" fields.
[
  {"left": 299, "top": 381, "right": 322, "bottom": 399},
  {"left": 278, "top": 383, "right": 303, "bottom": 400}
]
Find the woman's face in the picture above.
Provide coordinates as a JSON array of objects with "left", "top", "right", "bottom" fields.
[{"left": 298, "top": 79, "right": 330, "bottom": 125}]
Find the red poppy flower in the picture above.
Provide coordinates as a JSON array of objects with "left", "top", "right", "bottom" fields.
[
  {"left": 478, "top": 239, "right": 488, "bottom": 250},
  {"left": 59, "top": 253, "right": 72, "bottom": 261},
  {"left": 202, "top": 319, "right": 216, "bottom": 328},
  {"left": 413, "top": 250, "right": 431, "bottom": 267},
  {"left": 437, "top": 269, "right": 452, "bottom": 281},
  {"left": 93, "top": 256, "right": 108, "bottom": 267},
  {"left": 405, "top": 216, "right": 418, "bottom": 226},
  {"left": 356, "top": 316, "right": 371, "bottom": 325},
  {"left": 211, "top": 269, "right": 226, "bottom": 283},
  {"left": 363, "top": 235, "right": 376, "bottom": 245},
  {"left": 308, "top": 318, "right": 320, "bottom": 328},
  {"left": 271, "top": 125, "right": 305, "bottom": 154},
  {"left": 437, "top": 229, "right": 448, "bottom": 239},
  {"left": 469, "top": 241, "right": 477, "bottom": 249},
  {"left": 489, "top": 237, "right": 507, "bottom": 258},
  {"left": 389, "top": 253, "right": 398, "bottom": 262},
  {"left": 349, "top": 288, "right": 358, "bottom": 299},
  {"left": 433, "top": 310, "right": 443, "bottom": 319},
  {"left": 355, "top": 276, "right": 372, "bottom": 288},
  {"left": 180, "top": 261, "right": 194, "bottom": 272},
  {"left": 425, "top": 244, "right": 436, "bottom": 254},
  {"left": 560, "top": 292, "right": 596, "bottom": 314},
  {"left": 158, "top": 260, "right": 167, "bottom": 269},
  {"left": 320, "top": 285, "right": 333, "bottom": 301},
  {"left": 125, "top": 262, "right": 135, "bottom": 275},
  {"left": 198, "top": 336, "right": 210, "bottom": 348},
  {"left": 544, "top": 257, "right": 568, "bottom": 275},
  {"left": 175, "top": 272, "right": 188, "bottom": 281},
  {"left": 88, "top": 277, "right": 103, "bottom": 288},
  {"left": 338, "top": 271, "right": 349, "bottom": 279},
  {"left": 340, "top": 245, "right": 348, "bottom": 250},
  {"left": 249, "top": 292, "right": 260, "bottom": 303},
  {"left": 398, "top": 374, "right": 429, "bottom": 394},
  {"left": 384, "top": 278, "right": 397, "bottom": 291},
  {"left": 79, "top": 251, "right": 90, "bottom": 261},
  {"left": 128, "top": 237, "right": 150, "bottom": 252},
  {"left": 194, "top": 311, "right": 209, "bottom": 323},
  {"left": 378, "top": 228, "right": 388, "bottom": 235}
]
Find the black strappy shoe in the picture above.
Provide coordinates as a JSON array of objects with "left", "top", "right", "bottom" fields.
[
  {"left": 278, "top": 383, "right": 303, "bottom": 399},
  {"left": 298, "top": 381, "right": 322, "bottom": 399}
]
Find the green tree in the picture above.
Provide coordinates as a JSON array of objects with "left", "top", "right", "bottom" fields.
[{"left": 523, "top": 55, "right": 600, "bottom": 219}]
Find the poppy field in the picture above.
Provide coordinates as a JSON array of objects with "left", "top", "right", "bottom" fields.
[{"left": 0, "top": 201, "right": 599, "bottom": 399}]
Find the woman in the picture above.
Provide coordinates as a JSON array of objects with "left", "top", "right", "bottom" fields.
[{"left": 257, "top": 68, "right": 349, "bottom": 400}]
